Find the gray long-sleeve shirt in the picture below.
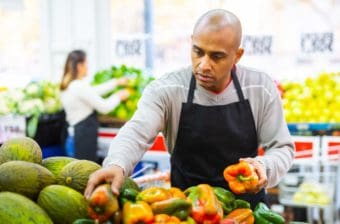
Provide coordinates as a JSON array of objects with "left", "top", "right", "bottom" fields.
[{"left": 103, "top": 65, "right": 295, "bottom": 188}]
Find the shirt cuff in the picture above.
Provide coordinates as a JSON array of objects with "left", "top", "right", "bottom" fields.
[
  {"left": 102, "top": 158, "right": 128, "bottom": 177},
  {"left": 255, "top": 156, "right": 269, "bottom": 188}
]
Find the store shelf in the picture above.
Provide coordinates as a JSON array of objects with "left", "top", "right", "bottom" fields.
[
  {"left": 288, "top": 123, "right": 340, "bottom": 132},
  {"left": 279, "top": 198, "right": 332, "bottom": 209}
]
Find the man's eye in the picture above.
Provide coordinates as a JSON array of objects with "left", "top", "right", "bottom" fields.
[
  {"left": 212, "top": 54, "right": 224, "bottom": 60},
  {"left": 193, "top": 48, "right": 203, "bottom": 56}
]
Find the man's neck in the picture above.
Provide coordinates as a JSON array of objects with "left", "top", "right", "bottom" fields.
[{"left": 211, "top": 76, "right": 232, "bottom": 94}]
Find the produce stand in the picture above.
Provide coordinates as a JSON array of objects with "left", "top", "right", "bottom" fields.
[
  {"left": 0, "top": 112, "right": 66, "bottom": 157},
  {"left": 97, "top": 119, "right": 340, "bottom": 223}
]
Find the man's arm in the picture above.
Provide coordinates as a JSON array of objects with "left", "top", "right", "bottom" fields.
[
  {"left": 256, "top": 79, "right": 295, "bottom": 188},
  {"left": 85, "top": 79, "right": 172, "bottom": 198},
  {"left": 103, "top": 83, "right": 166, "bottom": 175}
]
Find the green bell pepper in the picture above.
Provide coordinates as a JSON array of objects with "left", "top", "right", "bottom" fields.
[
  {"left": 151, "top": 198, "right": 192, "bottom": 220},
  {"left": 234, "top": 199, "right": 250, "bottom": 209},
  {"left": 253, "top": 202, "right": 285, "bottom": 224},
  {"left": 119, "top": 188, "right": 139, "bottom": 206},
  {"left": 213, "top": 187, "right": 235, "bottom": 214},
  {"left": 72, "top": 219, "right": 95, "bottom": 224}
]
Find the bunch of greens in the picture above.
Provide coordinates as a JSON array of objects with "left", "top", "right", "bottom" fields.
[
  {"left": 0, "top": 81, "right": 63, "bottom": 137},
  {"left": 92, "top": 65, "right": 154, "bottom": 120}
]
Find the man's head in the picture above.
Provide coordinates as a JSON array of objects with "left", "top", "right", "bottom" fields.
[{"left": 191, "top": 9, "right": 244, "bottom": 92}]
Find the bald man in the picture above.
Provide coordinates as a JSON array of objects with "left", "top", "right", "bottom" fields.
[{"left": 85, "top": 9, "right": 294, "bottom": 208}]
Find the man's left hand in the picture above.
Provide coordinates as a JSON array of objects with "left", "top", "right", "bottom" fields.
[{"left": 240, "top": 157, "right": 267, "bottom": 193}]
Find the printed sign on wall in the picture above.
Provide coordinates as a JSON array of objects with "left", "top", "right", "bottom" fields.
[{"left": 0, "top": 115, "right": 26, "bottom": 144}]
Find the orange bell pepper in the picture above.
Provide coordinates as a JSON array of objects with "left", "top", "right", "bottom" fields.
[
  {"left": 185, "top": 184, "right": 223, "bottom": 224},
  {"left": 224, "top": 208, "right": 254, "bottom": 224},
  {"left": 169, "top": 187, "right": 186, "bottom": 199},
  {"left": 136, "top": 187, "right": 172, "bottom": 204},
  {"left": 87, "top": 184, "right": 119, "bottom": 223},
  {"left": 223, "top": 161, "right": 259, "bottom": 194},
  {"left": 122, "top": 201, "right": 154, "bottom": 224},
  {"left": 154, "top": 214, "right": 182, "bottom": 223}
]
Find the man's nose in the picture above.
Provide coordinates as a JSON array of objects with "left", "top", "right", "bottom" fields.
[{"left": 199, "top": 55, "right": 212, "bottom": 72}]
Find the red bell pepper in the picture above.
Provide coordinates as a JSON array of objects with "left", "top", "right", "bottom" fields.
[{"left": 185, "top": 184, "right": 223, "bottom": 224}]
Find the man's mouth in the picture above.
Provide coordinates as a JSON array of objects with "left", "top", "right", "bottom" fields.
[{"left": 196, "top": 73, "right": 213, "bottom": 82}]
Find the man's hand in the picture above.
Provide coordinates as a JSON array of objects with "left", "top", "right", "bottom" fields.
[
  {"left": 84, "top": 165, "right": 125, "bottom": 199},
  {"left": 240, "top": 158, "right": 267, "bottom": 193}
]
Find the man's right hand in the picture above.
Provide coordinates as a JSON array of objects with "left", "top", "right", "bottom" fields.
[{"left": 84, "top": 165, "right": 125, "bottom": 199}]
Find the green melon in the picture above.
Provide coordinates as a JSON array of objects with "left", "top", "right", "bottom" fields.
[
  {"left": 42, "top": 156, "right": 77, "bottom": 178},
  {"left": 37, "top": 185, "right": 88, "bottom": 224},
  {"left": 0, "top": 161, "right": 56, "bottom": 199},
  {"left": 58, "top": 160, "right": 101, "bottom": 193},
  {"left": 0, "top": 192, "right": 53, "bottom": 224},
  {"left": 0, "top": 137, "right": 42, "bottom": 165},
  {"left": 120, "top": 176, "right": 141, "bottom": 193}
]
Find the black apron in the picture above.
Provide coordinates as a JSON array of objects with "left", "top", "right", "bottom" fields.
[
  {"left": 74, "top": 112, "right": 99, "bottom": 161},
  {"left": 170, "top": 69, "right": 266, "bottom": 209}
]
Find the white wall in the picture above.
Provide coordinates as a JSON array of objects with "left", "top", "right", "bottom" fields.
[{"left": 41, "top": 0, "right": 111, "bottom": 82}]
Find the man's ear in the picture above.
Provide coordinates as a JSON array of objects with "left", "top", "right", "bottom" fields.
[{"left": 234, "top": 48, "right": 244, "bottom": 64}]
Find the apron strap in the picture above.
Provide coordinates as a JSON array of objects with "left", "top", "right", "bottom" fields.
[
  {"left": 187, "top": 74, "right": 196, "bottom": 103},
  {"left": 231, "top": 68, "right": 245, "bottom": 101}
]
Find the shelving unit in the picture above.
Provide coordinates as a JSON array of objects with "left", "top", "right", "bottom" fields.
[{"left": 279, "top": 123, "right": 340, "bottom": 223}]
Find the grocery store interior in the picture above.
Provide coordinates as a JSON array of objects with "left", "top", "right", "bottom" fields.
[{"left": 0, "top": 0, "right": 339, "bottom": 223}]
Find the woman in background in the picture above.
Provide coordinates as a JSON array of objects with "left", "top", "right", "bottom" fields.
[{"left": 60, "top": 50, "right": 129, "bottom": 161}]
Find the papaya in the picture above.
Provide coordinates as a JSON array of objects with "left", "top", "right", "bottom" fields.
[
  {"left": 0, "top": 137, "right": 42, "bottom": 165},
  {"left": 42, "top": 156, "right": 76, "bottom": 178},
  {"left": 0, "top": 161, "right": 56, "bottom": 199},
  {"left": 58, "top": 160, "right": 101, "bottom": 193},
  {"left": 0, "top": 192, "right": 53, "bottom": 224},
  {"left": 38, "top": 185, "right": 88, "bottom": 224}
]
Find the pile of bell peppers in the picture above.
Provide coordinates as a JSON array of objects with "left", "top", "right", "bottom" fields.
[{"left": 79, "top": 164, "right": 285, "bottom": 224}]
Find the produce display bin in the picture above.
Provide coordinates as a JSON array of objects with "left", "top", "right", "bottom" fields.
[
  {"left": 26, "top": 110, "right": 66, "bottom": 147},
  {"left": 288, "top": 122, "right": 340, "bottom": 136}
]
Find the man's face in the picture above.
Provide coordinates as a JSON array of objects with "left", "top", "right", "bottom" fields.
[{"left": 191, "top": 27, "right": 243, "bottom": 92}]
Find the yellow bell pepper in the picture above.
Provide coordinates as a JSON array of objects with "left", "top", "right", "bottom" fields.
[
  {"left": 122, "top": 201, "right": 154, "bottom": 224},
  {"left": 136, "top": 187, "right": 172, "bottom": 204},
  {"left": 169, "top": 187, "right": 186, "bottom": 199}
]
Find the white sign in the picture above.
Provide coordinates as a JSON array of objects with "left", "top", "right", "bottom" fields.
[
  {"left": 112, "top": 34, "right": 149, "bottom": 69},
  {"left": 0, "top": 115, "right": 26, "bottom": 144}
]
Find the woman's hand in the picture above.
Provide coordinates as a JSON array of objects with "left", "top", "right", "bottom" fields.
[
  {"left": 116, "top": 89, "right": 130, "bottom": 101},
  {"left": 116, "top": 77, "right": 129, "bottom": 86}
]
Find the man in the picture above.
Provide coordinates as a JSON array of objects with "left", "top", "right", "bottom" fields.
[{"left": 85, "top": 9, "right": 294, "bottom": 208}]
